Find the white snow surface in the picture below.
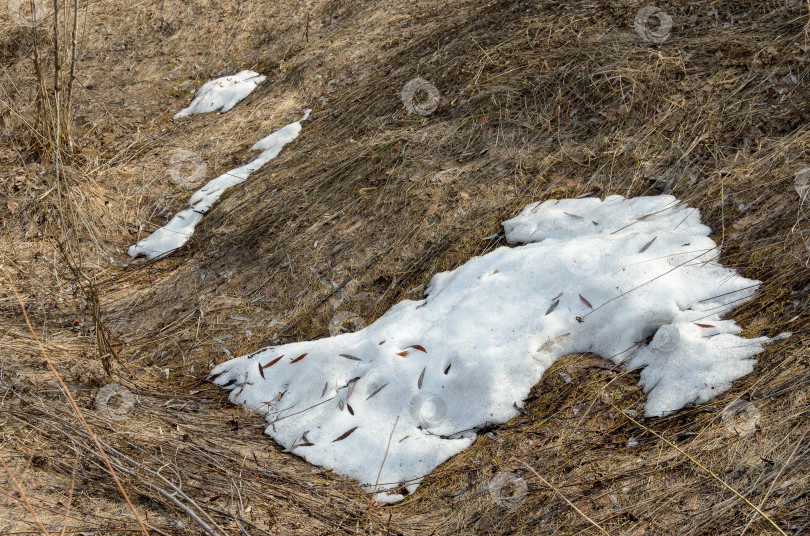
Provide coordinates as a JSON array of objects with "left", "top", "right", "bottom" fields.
[
  {"left": 210, "top": 194, "right": 771, "bottom": 501},
  {"left": 173, "top": 70, "right": 266, "bottom": 119},
  {"left": 128, "top": 110, "right": 310, "bottom": 259}
]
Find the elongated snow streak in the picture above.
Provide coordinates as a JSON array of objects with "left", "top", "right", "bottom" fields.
[
  {"left": 128, "top": 110, "right": 311, "bottom": 259},
  {"left": 210, "top": 194, "right": 774, "bottom": 503}
]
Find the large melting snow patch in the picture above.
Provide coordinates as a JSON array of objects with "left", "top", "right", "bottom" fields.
[{"left": 210, "top": 194, "right": 771, "bottom": 502}]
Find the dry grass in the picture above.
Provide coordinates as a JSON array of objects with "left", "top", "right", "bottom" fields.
[{"left": 1, "top": 0, "right": 809, "bottom": 534}]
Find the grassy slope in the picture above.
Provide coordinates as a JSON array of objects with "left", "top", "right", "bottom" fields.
[{"left": 0, "top": 0, "right": 809, "bottom": 534}]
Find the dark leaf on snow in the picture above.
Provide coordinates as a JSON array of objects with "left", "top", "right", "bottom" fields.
[
  {"left": 579, "top": 294, "right": 593, "bottom": 309},
  {"left": 346, "top": 377, "right": 360, "bottom": 400},
  {"left": 262, "top": 355, "right": 284, "bottom": 368},
  {"left": 333, "top": 427, "right": 358, "bottom": 442},
  {"left": 366, "top": 382, "right": 388, "bottom": 400},
  {"left": 639, "top": 236, "right": 657, "bottom": 253}
]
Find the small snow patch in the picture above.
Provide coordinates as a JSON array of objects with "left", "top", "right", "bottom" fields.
[{"left": 174, "top": 70, "right": 266, "bottom": 119}]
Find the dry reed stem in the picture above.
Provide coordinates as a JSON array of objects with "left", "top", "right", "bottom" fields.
[{"left": 363, "top": 415, "right": 400, "bottom": 534}]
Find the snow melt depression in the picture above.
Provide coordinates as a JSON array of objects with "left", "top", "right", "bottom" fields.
[{"left": 210, "top": 194, "right": 771, "bottom": 502}]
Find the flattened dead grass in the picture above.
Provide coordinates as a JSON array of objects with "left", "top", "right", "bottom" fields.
[{"left": 0, "top": 0, "right": 808, "bottom": 534}]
